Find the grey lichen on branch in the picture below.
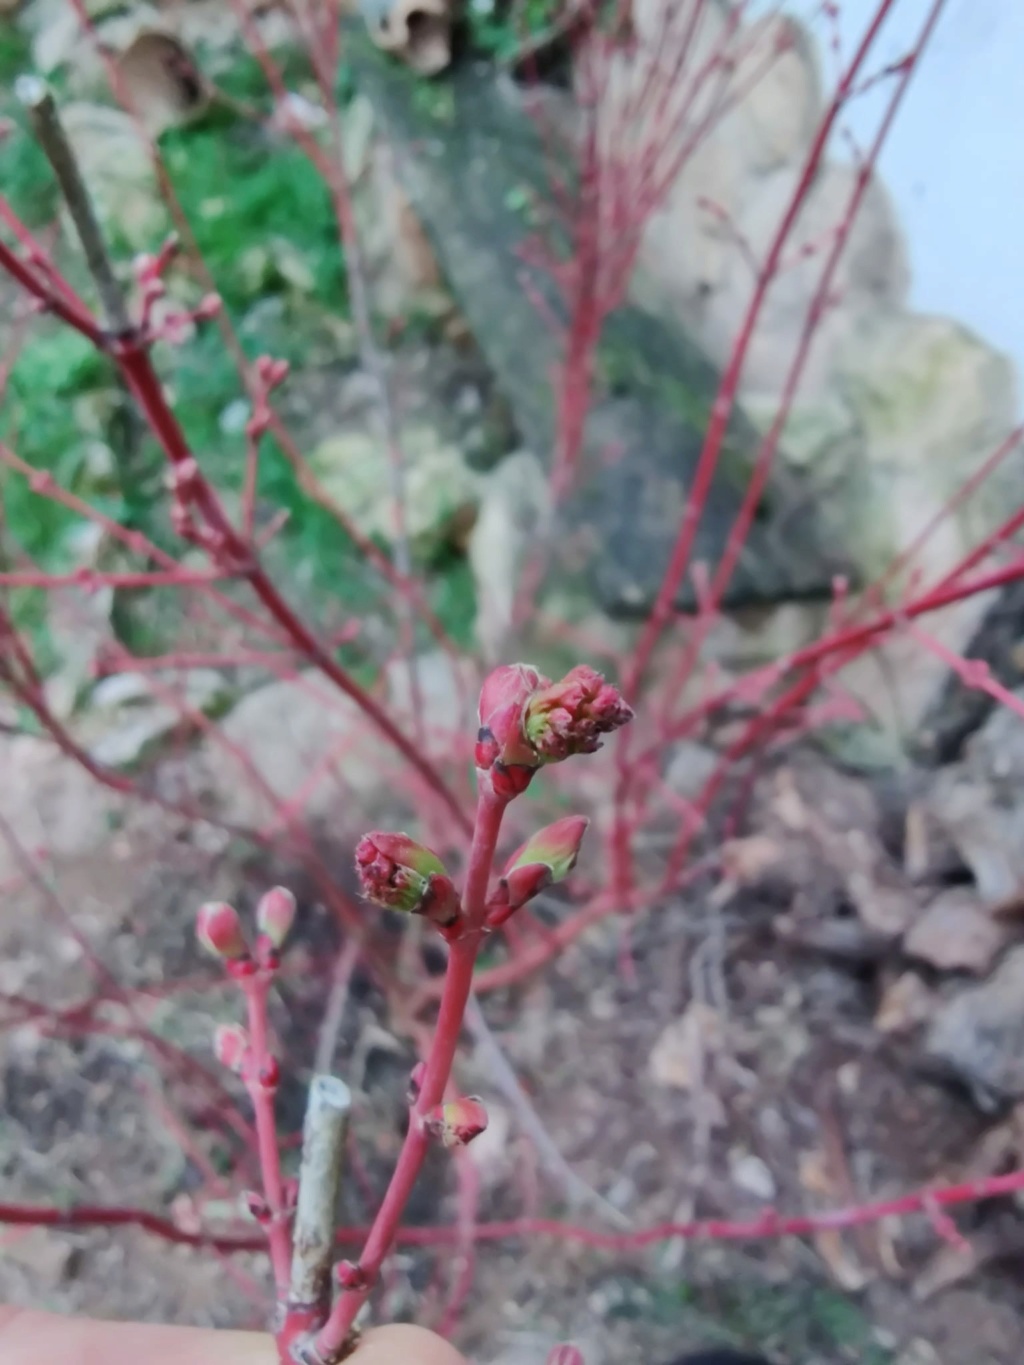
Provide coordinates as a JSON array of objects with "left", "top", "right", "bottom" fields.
[
  {"left": 289, "top": 1075, "right": 354, "bottom": 1314},
  {"left": 15, "top": 74, "right": 131, "bottom": 336}
]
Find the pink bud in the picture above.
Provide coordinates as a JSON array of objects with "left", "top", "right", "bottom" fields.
[
  {"left": 547, "top": 1346, "right": 585, "bottom": 1365},
  {"left": 476, "top": 663, "right": 549, "bottom": 789},
  {"left": 427, "top": 1096, "right": 488, "bottom": 1148},
  {"left": 194, "top": 292, "right": 223, "bottom": 320},
  {"left": 334, "top": 1260, "right": 367, "bottom": 1290},
  {"left": 257, "top": 1056, "right": 280, "bottom": 1090},
  {"left": 355, "top": 832, "right": 461, "bottom": 926},
  {"left": 524, "top": 665, "right": 633, "bottom": 761},
  {"left": 256, "top": 886, "right": 297, "bottom": 948},
  {"left": 242, "top": 1190, "right": 270, "bottom": 1223},
  {"left": 213, "top": 1023, "right": 249, "bottom": 1074},
  {"left": 196, "top": 901, "right": 247, "bottom": 960}
]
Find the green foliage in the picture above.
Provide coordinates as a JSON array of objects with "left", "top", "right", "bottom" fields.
[
  {"left": 0, "top": 25, "right": 59, "bottom": 226},
  {"left": 465, "top": 0, "right": 564, "bottom": 63},
  {"left": 3, "top": 331, "right": 115, "bottom": 562},
  {"left": 427, "top": 553, "right": 477, "bottom": 649},
  {"left": 637, "top": 1275, "right": 895, "bottom": 1365},
  {"left": 0, "top": 33, "right": 477, "bottom": 664},
  {"left": 159, "top": 119, "right": 347, "bottom": 319}
]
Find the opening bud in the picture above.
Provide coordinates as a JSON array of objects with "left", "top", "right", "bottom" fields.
[
  {"left": 426, "top": 1095, "right": 488, "bottom": 1148},
  {"left": 476, "top": 663, "right": 633, "bottom": 794},
  {"left": 524, "top": 665, "right": 633, "bottom": 762},
  {"left": 213, "top": 1023, "right": 249, "bottom": 1074},
  {"left": 355, "top": 832, "right": 460, "bottom": 926},
  {"left": 196, "top": 901, "right": 247, "bottom": 960},
  {"left": 500, "top": 815, "right": 589, "bottom": 912},
  {"left": 256, "top": 885, "right": 297, "bottom": 948}
]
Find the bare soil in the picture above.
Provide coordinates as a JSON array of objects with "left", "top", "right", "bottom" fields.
[{"left": 1, "top": 747, "right": 1023, "bottom": 1365}]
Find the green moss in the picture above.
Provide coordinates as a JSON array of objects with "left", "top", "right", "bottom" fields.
[
  {"left": 640, "top": 1274, "right": 894, "bottom": 1364},
  {"left": 427, "top": 552, "right": 477, "bottom": 647},
  {"left": 465, "top": 0, "right": 564, "bottom": 63},
  {"left": 1, "top": 34, "right": 481, "bottom": 669},
  {"left": 595, "top": 315, "right": 755, "bottom": 489}
]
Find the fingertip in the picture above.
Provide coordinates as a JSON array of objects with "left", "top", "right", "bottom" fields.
[{"left": 355, "top": 1323, "right": 470, "bottom": 1365}]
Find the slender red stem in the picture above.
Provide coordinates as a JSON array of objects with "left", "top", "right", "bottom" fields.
[
  {"left": 111, "top": 342, "right": 470, "bottom": 834},
  {"left": 5, "top": 1165, "right": 1024, "bottom": 1254},
  {"left": 0, "top": 237, "right": 105, "bottom": 342},
  {"left": 242, "top": 972, "right": 293, "bottom": 1303},
  {"left": 623, "top": 0, "right": 911, "bottom": 699},
  {"left": 312, "top": 786, "right": 508, "bottom": 1361}
]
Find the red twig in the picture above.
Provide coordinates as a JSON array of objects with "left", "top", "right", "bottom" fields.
[
  {"left": 313, "top": 787, "right": 510, "bottom": 1360},
  {"left": 241, "top": 971, "right": 293, "bottom": 1302},
  {"left": 5, "top": 1165, "right": 1024, "bottom": 1255}
]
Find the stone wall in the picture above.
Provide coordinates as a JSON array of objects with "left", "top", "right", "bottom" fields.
[{"left": 589, "top": 0, "right": 1022, "bottom": 745}]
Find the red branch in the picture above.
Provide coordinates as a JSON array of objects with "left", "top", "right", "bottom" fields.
[
  {"left": 312, "top": 787, "right": 510, "bottom": 1359},
  {"left": 4, "top": 1165, "right": 1023, "bottom": 1254}
]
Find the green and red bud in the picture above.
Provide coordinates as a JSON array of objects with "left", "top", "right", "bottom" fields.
[
  {"left": 524, "top": 664, "right": 634, "bottom": 761},
  {"left": 355, "top": 832, "right": 461, "bottom": 927},
  {"left": 475, "top": 663, "right": 633, "bottom": 798},
  {"left": 256, "top": 885, "right": 296, "bottom": 949},
  {"left": 499, "top": 814, "right": 589, "bottom": 914},
  {"left": 426, "top": 1095, "right": 489, "bottom": 1148},
  {"left": 196, "top": 900, "right": 247, "bottom": 960},
  {"left": 213, "top": 1023, "right": 250, "bottom": 1074}
]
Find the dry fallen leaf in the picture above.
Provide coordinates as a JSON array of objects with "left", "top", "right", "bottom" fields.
[
  {"left": 875, "top": 972, "right": 937, "bottom": 1035},
  {"left": 846, "top": 870, "right": 919, "bottom": 938},
  {"left": 718, "top": 833, "right": 785, "bottom": 886},
  {"left": 913, "top": 1230, "right": 986, "bottom": 1301},
  {"left": 771, "top": 767, "right": 809, "bottom": 830},
  {"left": 648, "top": 1002, "right": 723, "bottom": 1093},
  {"left": 798, "top": 1148, "right": 873, "bottom": 1292},
  {"left": 903, "top": 887, "right": 1010, "bottom": 974}
]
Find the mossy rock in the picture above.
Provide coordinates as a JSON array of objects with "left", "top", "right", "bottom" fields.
[{"left": 343, "top": 37, "right": 848, "bottom": 618}]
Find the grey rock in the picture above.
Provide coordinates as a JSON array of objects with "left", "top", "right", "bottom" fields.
[
  {"left": 903, "top": 887, "right": 1009, "bottom": 976},
  {"left": 345, "top": 36, "right": 846, "bottom": 617},
  {"left": 309, "top": 421, "right": 480, "bottom": 563},
  {"left": 60, "top": 103, "right": 167, "bottom": 250},
  {"left": 663, "top": 740, "right": 719, "bottom": 801},
  {"left": 0, "top": 736, "right": 126, "bottom": 885},
  {"left": 468, "top": 450, "right": 550, "bottom": 661},
  {"left": 203, "top": 670, "right": 384, "bottom": 827},
  {"left": 926, "top": 688, "right": 1024, "bottom": 903},
  {"left": 926, "top": 946, "right": 1024, "bottom": 1111}
]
